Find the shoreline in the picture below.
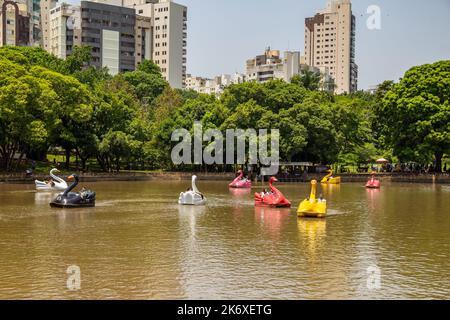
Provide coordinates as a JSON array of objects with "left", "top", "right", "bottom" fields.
[{"left": 1, "top": 171, "right": 450, "bottom": 184}]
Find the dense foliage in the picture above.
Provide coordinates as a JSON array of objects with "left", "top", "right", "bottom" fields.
[{"left": 0, "top": 46, "right": 448, "bottom": 172}]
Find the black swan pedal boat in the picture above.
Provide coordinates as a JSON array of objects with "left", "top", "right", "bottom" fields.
[{"left": 50, "top": 174, "right": 96, "bottom": 208}]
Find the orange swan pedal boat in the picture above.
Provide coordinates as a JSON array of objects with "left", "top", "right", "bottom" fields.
[
  {"left": 298, "top": 180, "right": 327, "bottom": 218},
  {"left": 229, "top": 170, "right": 252, "bottom": 189},
  {"left": 321, "top": 169, "right": 341, "bottom": 184},
  {"left": 366, "top": 173, "right": 381, "bottom": 189},
  {"left": 254, "top": 177, "right": 291, "bottom": 208}
]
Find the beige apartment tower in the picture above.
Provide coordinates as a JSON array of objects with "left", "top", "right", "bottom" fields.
[
  {"left": 127, "top": 0, "right": 187, "bottom": 88},
  {"left": 40, "top": 0, "right": 57, "bottom": 50},
  {"left": 304, "top": 0, "right": 357, "bottom": 94},
  {"left": 48, "top": 3, "right": 81, "bottom": 58}
]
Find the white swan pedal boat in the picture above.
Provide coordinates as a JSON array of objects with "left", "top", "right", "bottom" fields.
[
  {"left": 35, "top": 168, "right": 68, "bottom": 191},
  {"left": 179, "top": 175, "right": 206, "bottom": 206}
]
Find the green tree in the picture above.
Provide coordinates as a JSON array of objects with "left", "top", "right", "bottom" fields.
[
  {"left": 31, "top": 66, "right": 94, "bottom": 168},
  {"left": 137, "top": 59, "right": 162, "bottom": 75},
  {"left": 99, "top": 130, "right": 134, "bottom": 172},
  {"left": 122, "top": 60, "right": 168, "bottom": 105},
  {"left": 291, "top": 69, "right": 321, "bottom": 91},
  {"left": 380, "top": 61, "right": 450, "bottom": 171},
  {"left": 64, "top": 45, "right": 92, "bottom": 74},
  {"left": 0, "top": 60, "right": 58, "bottom": 170},
  {"left": 0, "top": 46, "right": 66, "bottom": 73}
]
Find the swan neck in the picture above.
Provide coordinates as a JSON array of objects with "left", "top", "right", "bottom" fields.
[
  {"left": 50, "top": 170, "right": 63, "bottom": 183},
  {"left": 310, "top": 183, "right": 317, "bottom": 201},
  {"left": 192, "top": 177, "right": 199, "bottom": 193},
  {"left": 63, "top": 177, "right": 78, "bottom": 195}
]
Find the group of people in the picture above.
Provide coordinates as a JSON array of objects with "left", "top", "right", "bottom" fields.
[{"left": 260, "top": 189, "right": 274, "bottom": 198}]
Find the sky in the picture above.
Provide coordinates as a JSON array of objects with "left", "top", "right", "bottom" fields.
[{"left": 68, "top": 0, "right": 450, "bottom": 89}]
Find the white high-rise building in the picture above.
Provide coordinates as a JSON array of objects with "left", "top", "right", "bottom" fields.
[
  {"left": 304, "top": 0, "right": 357, "bottom": 94},
  {"left": 126, "top": 0, "right": 187, "bottom": 88},
  {"left": 48, "top": 3, "right": 81, "bottom": 58}
]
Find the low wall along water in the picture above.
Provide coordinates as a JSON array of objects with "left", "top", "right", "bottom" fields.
[{"left": 1, "top": 172, "right": 450, "bottom": 184}]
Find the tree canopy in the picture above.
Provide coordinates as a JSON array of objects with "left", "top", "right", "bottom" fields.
[
  {"left": 377, "top": 61, "right": 450, "bottom": 171},
  {"left": 1, "top": 46, "right": 448, "bottom": 173}
]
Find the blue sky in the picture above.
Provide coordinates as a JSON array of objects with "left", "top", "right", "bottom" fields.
[{"left": 69, "top": 0, "right": 450, "bottom": 89}]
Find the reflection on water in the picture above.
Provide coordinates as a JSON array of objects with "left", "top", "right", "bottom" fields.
[
  {"left": 254, "top": 206, "right": 290, "bottom": 239},
  {"left": 34, "top": 192, "right": 57, "bottom": 205},
  {"left": 297, "top": 218, "right": 327, "bottom": 259},
  {"left": 366, "top": 188, "right": 381, "bottom": 212},
  {"left": 0, "top": 181, "right": 449, "bottom": 299},
  {"left": 320, "top": 183, "right": 341, "bottom": 197},
  {"left": 228, "top": 187, "right": 252, "bottom": 198}
]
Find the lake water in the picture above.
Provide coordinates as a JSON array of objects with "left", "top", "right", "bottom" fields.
[{"left": 0, "top": 180, "right": 449, "bottom": 299}]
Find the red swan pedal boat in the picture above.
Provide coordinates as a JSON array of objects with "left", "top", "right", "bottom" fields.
[
  {"left": 229, "top": 170, "right": 252, "bottom": 189},
  {"left": 366, "top": 174, "right": 381, "bottom": 189},
  {"left": 254, "top": 177, "right": 291, "bottom": 208}
]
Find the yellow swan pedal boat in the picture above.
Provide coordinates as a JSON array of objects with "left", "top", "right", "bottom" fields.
[
  {"left": 320, "top": 170, "right": 341, "bottom": 184},
  {"left": 298, "top": 180, "right": 327, "bottom": 218}
]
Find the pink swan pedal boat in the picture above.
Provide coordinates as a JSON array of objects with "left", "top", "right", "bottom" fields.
[
  {"left": 366, "top": 174, "right": 381, "bottom": 189},
  {"left": 229, "top": 170, "right": 252, "bottom": 189}
]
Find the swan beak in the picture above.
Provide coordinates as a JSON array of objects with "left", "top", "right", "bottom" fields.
[{"left": 68, "top": 175, "right": 74, "bottom": 181}]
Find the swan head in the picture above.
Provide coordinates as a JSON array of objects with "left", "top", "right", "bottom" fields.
[
  {"left": 67, "top": 174, "right": 79, "bottom": 181},
  {"left": 192, "top": 175, "right": 197, "bottom": 182},
  {"left": 237, "top": 170, "right": 243, "bottom": 174},
  {"left": 50, "top": 168, "right": 60, "bottom": 174},
  {"left": 311, "top": 179, "right": 318, "bottom": 186},
  {"left": 269, "top": 176, "right": 278, "bottom": 183}
]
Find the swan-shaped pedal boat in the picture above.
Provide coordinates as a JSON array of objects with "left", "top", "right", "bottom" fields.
[
  {"left": 366, "top": 173, "right": 381, "bottom": 189},
  {"left": 50, "top": 174, "right": 96, "bottom": 208},
  {"left": 179, "top": 175, "right": 206, "bottom": 206},
  {"left": 254, "top": 177, "right": 291, "bottom": 208},
  {"left": 229, "top": 170, "right": 251, "bottom": 189},
  {"left": 35, "top": 168, "right": 68, "bottom": 191},
  {"left": 320, "top": 170, "right": 341, "bottom": 184},
  {"left": 298, "top": 180, "right": 327, "bottom": 218}
]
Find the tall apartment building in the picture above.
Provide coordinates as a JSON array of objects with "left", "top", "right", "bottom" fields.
[
  {"left": 80, "top": 1, "right": 136, "bottom": 74},
  {"left": 40, "top": 0, "right": 57, "bottom": 50},
  {"left": 48, "top": 3, "right": 80, "bottom": 58},
  {"left": 127, "top": 0, "right": 187, "bottom": 88},
  {"left": 304, "top": 0, "right": 357, "bottom": 94},
  {"left": 0, "top": 0, "right": 30, "bottom": 46},
  {"left": 42, "top": 0, "right": 186, "bottom": 88}
]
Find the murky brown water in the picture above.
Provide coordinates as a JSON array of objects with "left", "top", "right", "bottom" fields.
[{"left": 0, "top": 180, "right": 449, "bottom": 299}]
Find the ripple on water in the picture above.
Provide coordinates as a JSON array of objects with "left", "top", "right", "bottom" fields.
[{"left": 0, "top": 181, "right": 449, "bottom": 299}]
